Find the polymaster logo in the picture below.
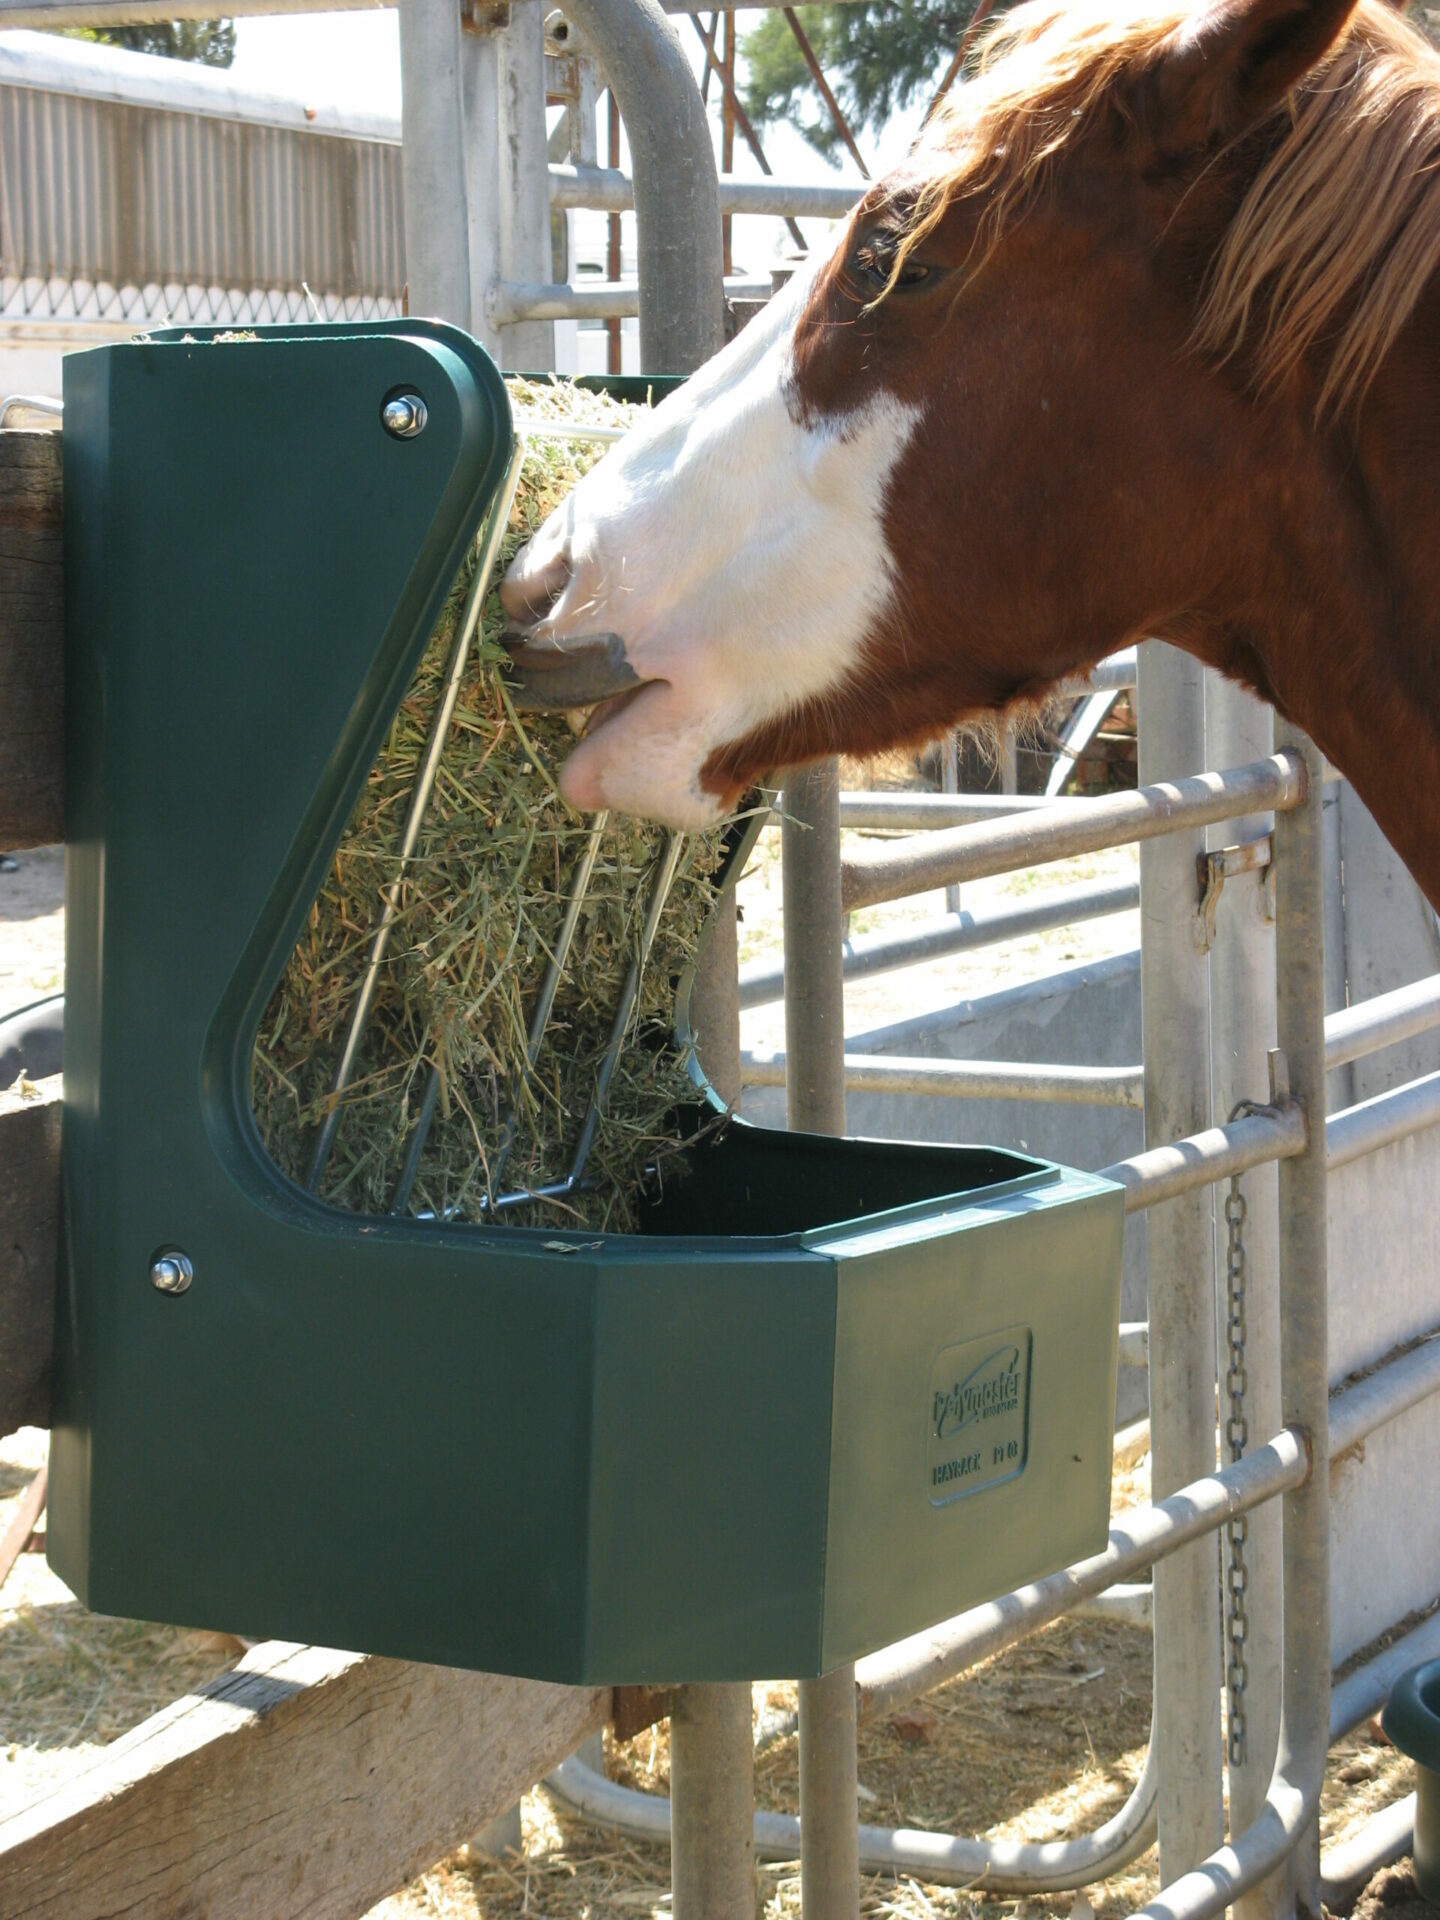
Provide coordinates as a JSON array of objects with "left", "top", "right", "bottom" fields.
[
  {"left": 926, "top": 1326, "right": 1032, "bottom": 1505},
  {"left": 932, "top": 1344, "right": 1023, "bottom": 1441}
]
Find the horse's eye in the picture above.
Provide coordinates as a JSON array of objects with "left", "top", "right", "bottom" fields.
[{"left": 854, "top": 237, "right": 933, "bottom": 292}]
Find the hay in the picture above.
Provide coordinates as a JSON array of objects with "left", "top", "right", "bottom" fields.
[{"left": 252, "top": 380, "right": 725, "bottom": 1233}]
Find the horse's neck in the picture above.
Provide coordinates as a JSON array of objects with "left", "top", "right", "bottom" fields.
[{"left": 1250, "top": 307, "right": 1440, "bottom": 911}]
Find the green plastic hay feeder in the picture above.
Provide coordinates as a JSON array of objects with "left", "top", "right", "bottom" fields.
[{"left": 47, "top": 322, "right": 1125, "bottom": 1684}]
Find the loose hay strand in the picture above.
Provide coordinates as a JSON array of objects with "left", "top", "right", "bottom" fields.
[{"left": 252, "top": 380, "right": 724, "bottom": 1234}]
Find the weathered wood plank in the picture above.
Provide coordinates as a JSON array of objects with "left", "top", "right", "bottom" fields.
[
  {"left": 0, "top": 1075, "right": 59, "bottom": 1439},
  {"left": 0, "top": 1640, "right": 612, "bottom": 1920},
  {"left": 0, "top": 429, "right": 63, "bottom": 853}
]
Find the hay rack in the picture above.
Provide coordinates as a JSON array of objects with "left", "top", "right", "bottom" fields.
[{"left": 49, "top": 322, "right": 1124, "bottom": 1684}]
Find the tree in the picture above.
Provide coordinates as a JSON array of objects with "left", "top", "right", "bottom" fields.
[
  {"left": 741, "top": 0, "right": 982, "bottom": 161},
  {"left": 65, "top": 20, "right": 236, "bottom": 66}
]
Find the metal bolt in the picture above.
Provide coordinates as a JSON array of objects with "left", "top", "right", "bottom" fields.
[
  {"left": 150, "top": 1251, "right": 193, "bottom": 1295},
  {"left": 381, "top": 393, "right": 428, "bottom": 439}
]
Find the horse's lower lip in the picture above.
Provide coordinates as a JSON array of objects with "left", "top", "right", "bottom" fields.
[{"left": 501, "top": 631, "right": 643, "bottom": 712}]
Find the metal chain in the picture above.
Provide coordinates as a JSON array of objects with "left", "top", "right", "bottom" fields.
[{"left": 1223, "top": 1098, "right": 1265, "bottom": 1769}]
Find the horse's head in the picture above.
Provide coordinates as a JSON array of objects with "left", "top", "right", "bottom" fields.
[{"left": 502, "top": 0, "right": 1425, "bottom": 826}]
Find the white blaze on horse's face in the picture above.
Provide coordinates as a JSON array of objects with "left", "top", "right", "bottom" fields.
[{"left": 500, "top": 250, "right": 923, "bottom": 826}]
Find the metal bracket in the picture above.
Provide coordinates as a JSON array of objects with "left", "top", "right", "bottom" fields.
[
  {"left": 1196, "top": 833, "right": 1274, "bottom": 951},
  {"left": 461, "top": 0, "right": 511, "bottom": 36}
]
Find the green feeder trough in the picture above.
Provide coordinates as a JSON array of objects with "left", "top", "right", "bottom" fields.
[
  {"left": 48, "top": 322, "right": 1126, "bottom": 1685},
  {"left": 1382, "top": 1660, "right": 1440, "bottom": 1899}
]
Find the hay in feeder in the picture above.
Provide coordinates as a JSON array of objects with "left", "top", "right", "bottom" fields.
[{"left": 251, "top": 380, "right": 727, "bottom": 1233}]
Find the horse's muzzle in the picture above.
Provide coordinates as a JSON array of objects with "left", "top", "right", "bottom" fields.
[{"left": 501, "top": 631, "right": 644, "bottom": 712}]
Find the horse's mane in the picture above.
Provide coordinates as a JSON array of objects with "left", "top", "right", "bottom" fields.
[{"left": 898, "top": 0, "right": 1440, "bottom": 416}]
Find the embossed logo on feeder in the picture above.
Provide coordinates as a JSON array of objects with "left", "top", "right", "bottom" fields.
[{"left": 927, "top": 1328, "right": 1032, "bottom": 1505}]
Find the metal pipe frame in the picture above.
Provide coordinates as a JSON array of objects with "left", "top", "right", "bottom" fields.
[
  {"left": 1101, "top": 1102, "right": 1305, "bottom": 1214},
  {"left": 492, "top": 274, "right": 765, "bottom": 326},
  {"left": 1326, "top": 972, "right": 1440, "bottom": 1071},
  {"left": 781, "top": 761, "right": 860, "bottom": 1919},
  {"left": 737, "top": 877, "right": 1138, "bottom": 1009},
  {"left": 837, "top": 790, "right": 1091, "bottom": 830},
  {"left": 742, "top": 1048, "right": 1143, "bottom": 1107},
  {"left": 549, "top": 162, "right": 860, "bottom": 220},
  {"left": 841, "top": 753, "right": 1307, "bottom": 912},
  {"left": 1205, "top": 676, "right": 1284, "bottom": 1920},
  {"left": 1136, "top": 644, "right": 1225, "bottom": 1882}
]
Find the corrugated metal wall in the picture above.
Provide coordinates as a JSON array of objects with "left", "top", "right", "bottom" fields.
[{"left": 0, "top": 83, "right": 405, "bottom": 302}]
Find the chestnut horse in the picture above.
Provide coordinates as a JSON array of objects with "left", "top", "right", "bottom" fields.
[{"left": 501, "top": 0, "right": 1440, "bottom": 908}]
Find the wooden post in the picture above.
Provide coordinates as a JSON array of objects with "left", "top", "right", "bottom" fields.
[{"left": 0, "top": 431, "right": 63, "bottom": 852}]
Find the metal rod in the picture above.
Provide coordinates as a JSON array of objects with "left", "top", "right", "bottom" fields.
[
  {"left": 939, "top": 731, "right": 962, "bottom": 913},
  {"left": 836, "top": 790, "right": 1089, "bottom": 830},
  {"left": 1326, "top": 973, "right": 1440, "bottom": 1071},
  {"left": 1082, "top": 647, "right": 1139, "bottom": 693},
  {"left": 605, "top": 87, "right": 622, "bottom": 375},
  {"left": 738, "top": 876, "right": 1138, "bottom": 1009},
  {"left": 669, "top": 1677, "right": 755, "bottom": 1919},
  {"left": 1326, "top": 1068, "right": 1440, "bottom": 1171},
  {"left": 564, "top": 832, "right": 685, "bottom": 1189},
  {"left": 1271, "top": 723, "right": 1332, "bottom": 1919},
  {"left": 1136, "top": 643, "right": 1224, "bottom": 1882},
  {"left": 306, "top": 439, "right": 527, "bottom": 1189},
  {"left": 721, "top": 4, "right": 735, "bottom": 275},
  {"left": 1100, "top": 1088, "right": 1304, "bottom": 1212},
  {"left": 668, "top": 792, "right": 755, "bottom": 1920},
  {"left": 1319, "top": 1795, "right": 1416, "bottom": 1911},
  {"left": 398, "top": 0, "right": 471, "bottom": 324},
  {"left": 742, "top": 1049, "right": 1144, "bottom": 1107},
  {"left": 1205, "top": 675, "right": 1283, "bottom": 1920},
  {"left": 0, "top": 394, "right": 63, "bottom": 425},
  {"left": 857, "top": 1432, "right": 1308, "bottom": 1722},
  {"left": 493, "top": 275, "right": 770, "bottom": 323},
  {"left": 1328, "top": 1329, "right": 1440, "bottom": 1457},
  {"left": 841, "top": 754, "right": 1308, "bottom": 912},
  {"left": 781, "top": 761, "right": 858, "bottom": 1920},
  {"left": 548, "top": 161, "right": 862, "bottom": 220}
]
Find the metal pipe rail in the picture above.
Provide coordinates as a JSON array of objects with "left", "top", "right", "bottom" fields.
[
  {"left": 741, "top": 1048, "right": 1144, "bottom": 1108},
  {"left": 1083, "top": 648, "right": 1139, "bottom": 693},
  {"left": 837, "top": 791, "right": 1092, "bottom": 831},
  {"left": 840, "top": 753, "right": 1308, "bottom": 912},
  {"left": 856, "top": 1432, "right": 1310, "bottom": 1724},
  {"left": 492, "top": 275, "right": 770, "bottom": 325},
  {"left": 1325, "top": 973, "right": 1440, "bottom": 1070},
  {"left": 737, "top": 878, "right": 1139, "bottom": 1009},
  {"left": 1100, "top": 1103, "right": 1306, "bottom": 1214},
  {"left": 1327, "top": 1068, "right": 1440, "bottom": 1171},
  {"left": 549, "top": 163, "right": 861, "bottom": 221}
]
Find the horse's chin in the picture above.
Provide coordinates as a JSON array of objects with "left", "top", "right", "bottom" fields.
[{"left": 556, "top": 681, "right": 729, "bottom": 830}]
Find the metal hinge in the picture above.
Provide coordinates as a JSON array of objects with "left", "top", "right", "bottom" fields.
[{"left": 1195, "top": 834, "right": 1274, "bottom": 951}]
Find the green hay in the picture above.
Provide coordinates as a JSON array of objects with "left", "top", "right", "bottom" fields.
[{"left": 251, "top": 380, "right": 725, "bottom": 1233}]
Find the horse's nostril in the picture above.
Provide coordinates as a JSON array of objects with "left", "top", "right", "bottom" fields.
[{"left": 499, "top": 551, "right": 572, "bottom": 625}]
